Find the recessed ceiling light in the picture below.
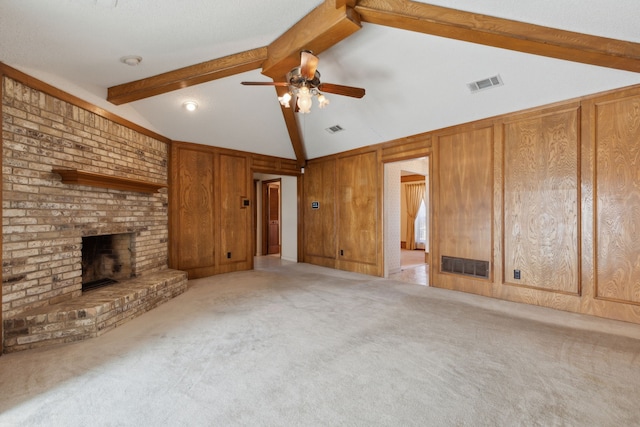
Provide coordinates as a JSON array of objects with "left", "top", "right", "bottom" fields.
[
  {"left": 120, "top": 55, "right": 142, "bottom": 66},
  {"left": 183, "top": 101, "right": 198, "bottom": 112}
]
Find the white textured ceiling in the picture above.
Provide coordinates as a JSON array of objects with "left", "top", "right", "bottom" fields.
[{"left": 1, "top": 1, "right": 640, "bottom": 161}]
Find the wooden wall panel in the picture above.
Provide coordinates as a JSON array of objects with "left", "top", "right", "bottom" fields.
[
  {"left": 173, "top": 147, "right": 215, "bottom": 272},
  {"left": 381, "top": 134, "right": 431, "bottom": 162},
  {"left": 436, "top": 127, "right": 493, "bottom": 266},
  {"left": 170, "top": 142, "right": 259, "bottom": 278},
  {"left": 503, "top": 109, "right": 580, "bottom": 294},
  {"left": 337, "top": 151, "right": 379, "bottom": 266},
  {"left": 595, "top": 95, "right": 640, "bottom": 305},
  {"left": 218, "top": 153, "right": 251, "bottom": 266},
  {"left": 303, "top": 159, "right": 337, "bottom": 260}
]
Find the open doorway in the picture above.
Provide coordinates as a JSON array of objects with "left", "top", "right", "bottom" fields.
[
  {"left": 384, "top": 158, "right": 430, "bottom": 285},
  {"left": 253, "top": 173, "right": 298, "bottom": 262},
  {"left": 262, "top": 179, "right": 281, "bottom": 255}
]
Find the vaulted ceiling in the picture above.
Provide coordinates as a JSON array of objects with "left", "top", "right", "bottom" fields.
[{"left": 2, "top": 0, "right": 640, "bottom": 167}]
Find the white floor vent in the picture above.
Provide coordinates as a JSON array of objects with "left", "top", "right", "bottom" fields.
[{"left": 467, "top": 75, "right": 503, "bottom": 93}]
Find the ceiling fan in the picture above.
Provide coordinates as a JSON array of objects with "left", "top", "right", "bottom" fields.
[{"left": 241, "top": 50, "right": 365, "bottom": 113}]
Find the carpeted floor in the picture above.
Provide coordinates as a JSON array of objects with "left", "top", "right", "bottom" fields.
[{"left": 1, "top": 259, "right": 640, "bottom": 426}]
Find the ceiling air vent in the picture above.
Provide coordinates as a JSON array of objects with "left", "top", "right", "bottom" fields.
[
  {"left": 467, "top": 75, "right": 503, "bottom": 93},
  {"left": 325, "top": 124, "right": 345, "bottom": 134}
]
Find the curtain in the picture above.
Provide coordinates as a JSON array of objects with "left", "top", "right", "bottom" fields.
[{"left": 405, "top": 182, "right": 425, "bottom": 250}]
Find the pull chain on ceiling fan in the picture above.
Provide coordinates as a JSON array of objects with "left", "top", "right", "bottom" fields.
[{"left": 241, "top": 50, "right": 365, "bottom": 113}]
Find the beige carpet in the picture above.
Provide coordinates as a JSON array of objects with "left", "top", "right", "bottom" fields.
[{"left": 1, "top": 259, "right": 640, "bottom": 426}]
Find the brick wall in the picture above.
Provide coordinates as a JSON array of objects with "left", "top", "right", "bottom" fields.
[{"left": 2, "top": 75, "right": 170, "bottom": 319}]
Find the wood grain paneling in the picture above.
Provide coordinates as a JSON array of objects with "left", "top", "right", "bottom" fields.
[
  {"left": 381, "top": 134, "right": 431, "bottom": 162},
  {"left": 170, "top": 142, "right": 262, "bottom": 278},
  {"left": 218, "top": 153, "right": 250, "bottom": 266},
  {"left": 503, "top": 109, "right": 580, "bottom": 294},
  {"left": 1, "top": 72, "right": 4, "bottom": 354},
  {"left": 304, "top": 159, "right": 337, "bottom": 260},
  {"left": 174, "top": 147, "right": 215, "bottom": 271},
  {"left": 436, "top": 127, "right": 493, "bottom": 266},
  {"left": 337, "top": 151, "right": 378, "bottom": 266},
  {"left": 595, "top": 95, "right": 640, "bottom": 305},
  {"left": 251, "top": 154, "right": 300, "bottom": 175}
]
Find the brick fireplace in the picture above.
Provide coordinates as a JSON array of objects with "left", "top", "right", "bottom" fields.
[
  {"left": 2, "top": 73, "right": 187, "bottom": 352},
  {"left": 82, "top": 233, "right": 134, "bottom": 291}
]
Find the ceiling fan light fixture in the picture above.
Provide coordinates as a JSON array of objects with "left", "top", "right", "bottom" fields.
[
  {"left": 278, "top": 92, "right": 292, "bottom": 108},
  {"left": 296, "top": 86, "right": 312, "bottom": 114},
  {"left": 317, "top": 93, "right": 329, "bottom": 109},
  {"left": 182, "top": 100, "right": 198, "bottom": 112},
  {"left": 241, "top": 50, "right": 364, "bottom": 113}
]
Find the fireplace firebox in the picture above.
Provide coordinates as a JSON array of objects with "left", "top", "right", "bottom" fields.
[{"left": 81, "top": 233, "right": 134, "bottom": 291}]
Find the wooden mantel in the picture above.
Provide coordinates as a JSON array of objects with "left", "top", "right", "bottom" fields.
[{"left": 52, "top": 169, "right": 166, "bottom": 193}]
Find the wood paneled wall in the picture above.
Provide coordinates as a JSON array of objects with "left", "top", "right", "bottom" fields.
[
  {"left": 302, "top": 83, "right": 640, "bottom": 325},
  {"left": 303, "top": 159, "right": 337, "bottom": 262},
  {"left": 172, "top": 146, "right": 216, "bottom": 276},
  {"left": 169, "top": 141, "right": 299, "bottom": 278},
  {"left": 434, "top": 126, "right": 494, "bottom": 273},
  {"left": 503, "top": 108, "right": 580, "bottom": 295},
  {"left": 593, "top": 94, "right": 640, "bottom": 306},
  {"left": 337, "top": 151, "right": 379, "bottom": 268},
  {"left": 428, "top": 88, "right": 640, "bottom": 324},
  {"left": 303, "top": 149, "right": 383, "bottom": 276}
]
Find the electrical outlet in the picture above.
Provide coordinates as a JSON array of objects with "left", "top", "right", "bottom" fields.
[
  {"left": 227, "top": 252, "right": 231, "bottom": 259},
  {"left": 340, "top": 249, "right": 344, "bottom": 256},
  {"left": 514, "top": 269, "right": 521, "bottom": 280}
]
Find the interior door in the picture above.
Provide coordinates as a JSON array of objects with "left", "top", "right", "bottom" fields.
[{"left": 267, "top": 183, "right": 280, "bottom": 254}]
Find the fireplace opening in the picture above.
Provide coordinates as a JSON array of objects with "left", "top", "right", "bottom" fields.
[{"left": 82, "top": 233, "right": 133, "bottom": 291}]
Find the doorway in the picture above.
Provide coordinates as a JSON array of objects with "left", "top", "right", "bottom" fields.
[
  {"left": 253, "top": 173, "right": 298, "bottom": 263},
  {"left": 262, "top": 179, "right": 281, "bottom": 256},
  {"left": 383, "top": 157, "right": 430, "bottom": 285}
]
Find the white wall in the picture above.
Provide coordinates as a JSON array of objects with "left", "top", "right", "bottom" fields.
[
  {"left": 384, "top": 163, "right": 402, "bottom": 277},
  {"left": 254, "top": 173, "right": 298, "bottom": 262}
]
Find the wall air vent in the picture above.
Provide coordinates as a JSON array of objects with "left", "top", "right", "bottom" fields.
[
  {"left": 467, "top": 75, "right": 503, "bottom": 93},
  {"left": 441, "top": 256, "right": 490, "bottom": 279},
  {"left": 325, "top": 124, "right": 345, "bottom": 134}
]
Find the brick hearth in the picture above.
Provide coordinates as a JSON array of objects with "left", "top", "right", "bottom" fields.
[{"left": 3, "top": 270, "right": 187, "bottom": 352}]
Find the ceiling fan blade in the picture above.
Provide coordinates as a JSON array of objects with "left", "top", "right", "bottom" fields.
[
  {"left": 300, "top": 50, "right": 319, "bottom": 80},
  {"left": 318, "top": 83, "right": 366, "bottom": 98},
  {"left": 241, "top": 81, "right": 289, "bottom": 86}
]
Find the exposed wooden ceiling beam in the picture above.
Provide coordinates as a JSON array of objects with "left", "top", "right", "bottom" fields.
[
  {"left": 275, "top": 86, "right": 307, "bottom": 168},
  {"left": 260, "top": 1, "right": 362, "bottom": 166},
  {"left": 107, "top": 47, "right": 268, "bottom": 105},
  {"left": 355, "top": 0, "right": 640, "bottom": 73},
  {"left": 261, "top": 2, "right": 362, "bottom": 80},
  {"left": 334, "top": 0, "right": 357, "bottom": 8},
  {"left": 104, "top": 0, "right": 640, "bottom": 169}
]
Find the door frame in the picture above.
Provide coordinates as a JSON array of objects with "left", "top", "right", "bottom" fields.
[
  {"left": 383, "top": 156, "right": 432, "bottom": 281},
  {"left": 261, "top": 178, "right": 281, "bottom": 256}
]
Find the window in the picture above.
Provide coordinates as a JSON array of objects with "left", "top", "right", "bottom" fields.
[{"left": 415, "top": 199, "right": 427, "bottom": 245}]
